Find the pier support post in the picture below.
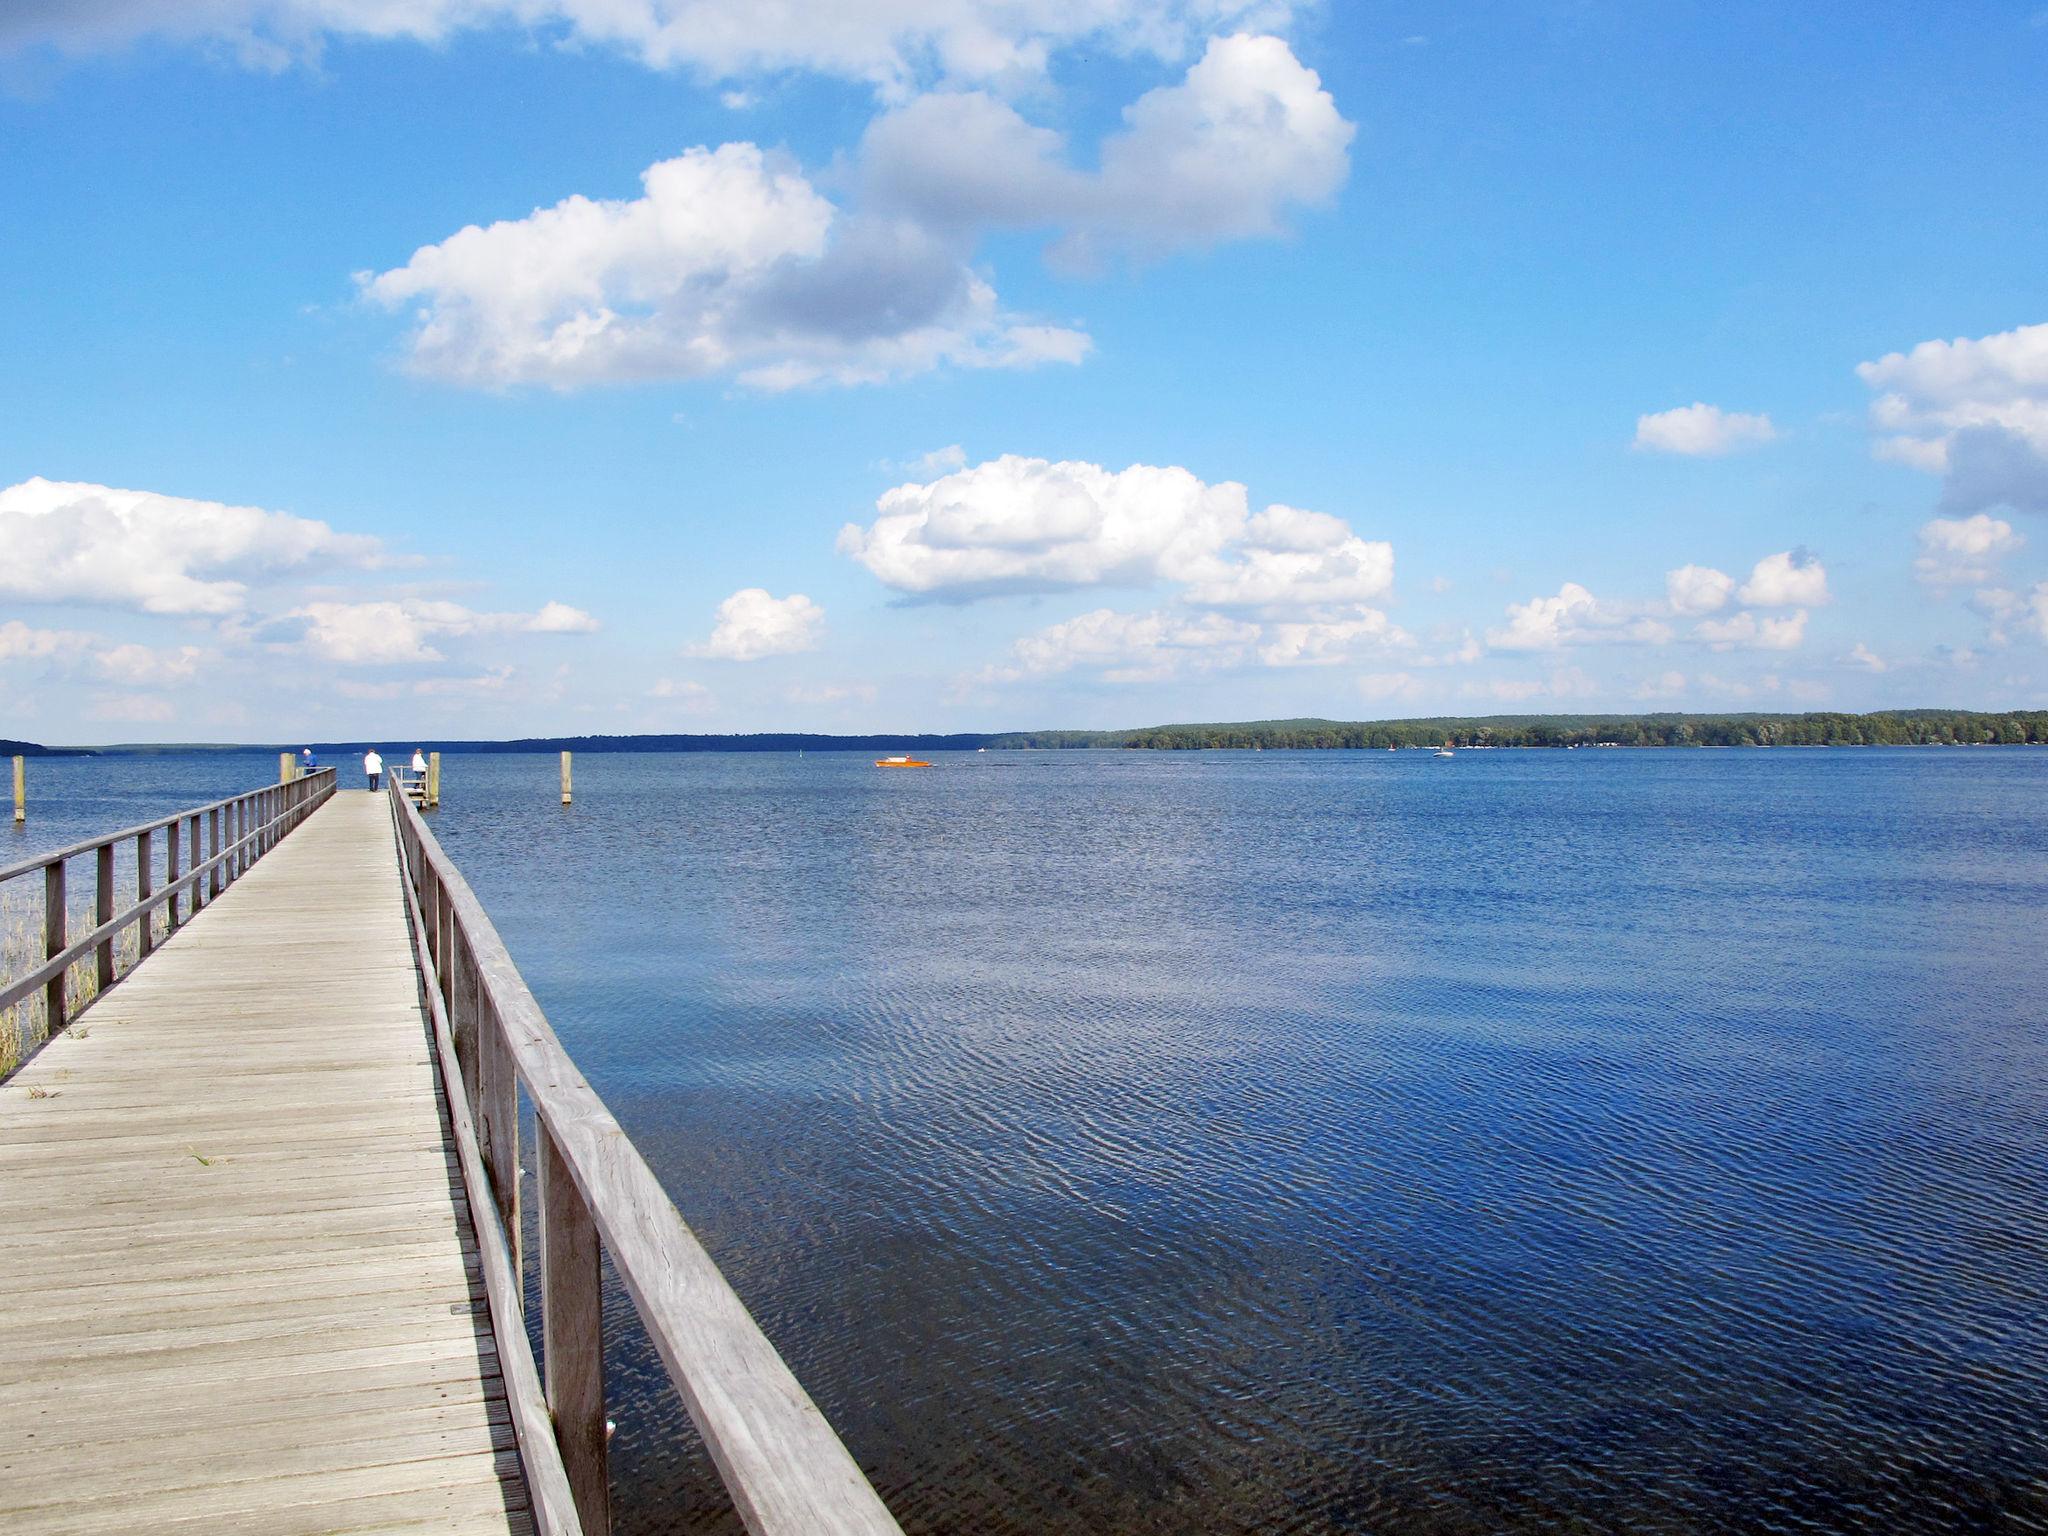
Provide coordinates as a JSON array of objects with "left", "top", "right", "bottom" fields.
[
  {"left": 541, "top": 1121, "right": 610, "bottom": 1534},
  {"left": 428, "top": 751, "right": 441, "bottom": 808},
  {"left": 279, "top": 752, "right": 295, "bottom": 785},
  {"left": 12, "top": 755, "right": 22, "bottom": 824},
  {"left": 561, "top": 750, "right": 572, "bottom": 806}
]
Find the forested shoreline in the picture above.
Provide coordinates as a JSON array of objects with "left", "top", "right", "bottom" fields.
[{"left": 987, "top": 711, "right": 2048, "bottom": 751}]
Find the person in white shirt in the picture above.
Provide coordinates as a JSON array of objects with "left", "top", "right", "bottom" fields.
[
  {"left": 411, "top": 748, "right": 427, "bottom": 776},
  {"left": 363, "top": 749, "right": 383, "bottom": 791}
]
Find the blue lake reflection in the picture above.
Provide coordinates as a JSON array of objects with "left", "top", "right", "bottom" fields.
[{"left": 22, "top": 746, "right": 2048, "bottom": 1533}]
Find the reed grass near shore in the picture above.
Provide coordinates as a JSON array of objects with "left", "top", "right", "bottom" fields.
[{"left": 1, "top": 896, "right": 158, "bottom": 1078}]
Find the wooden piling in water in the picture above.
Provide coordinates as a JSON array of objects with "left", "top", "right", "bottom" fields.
[
  {"left": 12, "top": 755, "right": 23, "bottom": 824},
  {"left": 561, "top": 750, "right": 572, "bottom": 806},
  {"left": 278, "top": 751, "right": 296, "bottom": 784},
  {"left": 429, "top": 750, "right": 441, "bottom": 808}
]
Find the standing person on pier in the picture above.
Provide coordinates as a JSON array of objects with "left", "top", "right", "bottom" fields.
[
  {"left": 411, "top": 747, "right": 427, "bottom": 779},
  {"left": 363, "top": 747, "right": 383, "bottom": 791}
]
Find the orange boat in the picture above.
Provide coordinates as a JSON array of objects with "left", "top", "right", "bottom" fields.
[{"left": 873, "top": 755, "right": 933, "bottom": 768}]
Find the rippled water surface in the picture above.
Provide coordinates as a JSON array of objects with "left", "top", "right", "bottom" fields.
[{"left": 21, "top": 747, "right": 2048, "bottom": 1533}]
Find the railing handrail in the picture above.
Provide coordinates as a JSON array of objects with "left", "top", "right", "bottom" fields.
[
  {"left": 0, "top": 768, "right": 334, "bottom": 887},
  {"left": 0, "top": 769, "right": 338, "bottom": 1050},
  {"left": 388, "top": 784, "right": 904, "bottom": 1536}
]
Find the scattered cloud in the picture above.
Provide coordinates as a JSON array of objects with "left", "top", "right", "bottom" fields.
[
  {"left": 0, "top": 2, "right": 1298, "bottom": 96},
  {"left": 1845, "top": 641, "right": 1888, "bottom": 672},
  {"left": 1358, "top": 670, "right": 1425, "bottom": 702},
  {"left": 648, "top": 677, "right": 716, "bottom": 710},
  {"left": 687, "top": 588, "right": 825, "bottom": 660},
  {"left": 786, "top": 681, "right": 880, "bottom": 706},
  {"left": 528, "top": 600, "right": 601, "bottom": 633},
  {"left": 0, "top": 619, "right": 93, "bottom": 663},
  {"left": 860, "top": 34, "right": 1352, "bottom": 266},
  {"left": 86, "top": 693, "right": 175, "bottom": 724},
  {"left": 840, "top": 454, "right": 1393, "bottom": 617},
  {"left": 287, "top": 597, "right": 599, "bottom": 664},
  {"left": 1858, "top": 321, "right": 2048, "bottom": 514},
  {"left": 0, "top": 476, "right": 386, "bottom": 616},
  {"left": 364, "top": 36, "right": 1346, "bottom": 392},
  {"left": 1665, "top": 563, "right": 1735, "bottom": 616},
  {"left": 1737, "top": 549, "right": 1829, "bottom": 608},
  {"left": 93, "top": 642, "right": 204, "bottom": 686},
  {"left": 1486, "top": 582, "right": 1673, "bottom": 651},
  {"left": 1971, "top": 582, "right": 2048, "bottom": 645},
  {"left": 364, "top": 143, "right": 1089, "bottom": 391},
  {"left": 1914, "top": 513, "right": 2022, "bottom": 588},
  {"left": 1693, "top": 609, "right": 1808, "bottom": 651},
  {"left": 0, "top": 618, "right": 208, "bottom": 689},
  {"left": 1633, "top": 403, "right": 1779, "bottom": 457},
  {"left": 993, "top": 606, "right": 1258, "bottom": 683}
]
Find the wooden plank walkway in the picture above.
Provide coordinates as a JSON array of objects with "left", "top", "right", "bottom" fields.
[{"left": 0, "top": 791, "right": 533, "bottom": 1535}]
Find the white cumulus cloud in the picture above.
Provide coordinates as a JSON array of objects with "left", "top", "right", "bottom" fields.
[
  {"left": 1665, "top": 563, "right": 1735, "bottom": 616},
  {"left": 0, "top": 476, "right": 386, "bottom": 616},
  {"left": 839, "top": 454, "right": 1393, "bottom": 619},
  {"left": 363, "top": 143, "right": 1088, "bottom": 391},
  {"left": 1693, "top": 610, "right": 1808, "bottom": 651},
  {"left": 1914, "top": 513, "right": 2022, "bottom": 588},
  {"left": 1737, "top": 549, "right": 1829, "bottom": 608},
  {"left": 1633, "top": 403, "right": 1779, "bottom": 457},
  {"left": 861, "top": 33, "right": 1351, "bottom": 264},
  {"left": 1857, "top": 321, "right": 2048, "bottom": 513},
  {"left": 1487, "top": 583, "right": 1673, "bottom": 651},
  {"left": 687, "top": 588, "right": 825, "bottom": 660}
]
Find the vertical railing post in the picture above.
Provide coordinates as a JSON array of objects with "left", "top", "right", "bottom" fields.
[
  {"left": 208, "top": 808, "right": 222, "bottom": 897},
  {"left": 168, "top": 817, "right": 184, "bottom": 927},
  {"left": 43, "top": 859, "right": 65, "bottom": 1033},
  {"left": 478, "top": 995, "right": 521, "bottom": 1278},
  {"left": 189, "top": 816, "right": 204, "bottom": 912},
  {"left": 137, "top": 827, "right": 154, "bottom": 959},
  {"left": 540, "top": 1120, "right": 610, "bottom": 1534},
  {"left": 95, "top": 842, "right": 115, "bottom": 992},
  {"left": 449, "top": 922, "right": 478, "bottom": 1119}
]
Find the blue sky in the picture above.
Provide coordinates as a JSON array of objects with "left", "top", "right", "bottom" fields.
[{"left": 3, "top": 1, "right": 2046, "bottom": 743}]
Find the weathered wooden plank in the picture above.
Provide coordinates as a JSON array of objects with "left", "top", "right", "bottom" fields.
[{"left": 0, "top": 791, "right": 526, "bottom": 1534}]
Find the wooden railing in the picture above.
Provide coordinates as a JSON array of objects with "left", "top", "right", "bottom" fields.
[
  {"left": 387, "top": 785, "right": 905, "bottom": 1536},
  {"left": 0, "top": 768, "right": 337, "bottom": 1063}
]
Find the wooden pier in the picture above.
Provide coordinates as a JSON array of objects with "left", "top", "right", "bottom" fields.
[{"left": 0, "top": 781, "right": 903, "bottom": 1535}]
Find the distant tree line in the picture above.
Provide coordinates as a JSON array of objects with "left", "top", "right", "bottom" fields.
[
  {"left": 0, "top": 740, "right": 93, "bottom": 757},
  {"left": 985, "top": 712, "right": 2048, "bottom": 751}
]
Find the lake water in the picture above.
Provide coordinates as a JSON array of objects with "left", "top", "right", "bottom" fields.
[{"left": 9, "top": 747, "right": 2048, "bottom": 1533}]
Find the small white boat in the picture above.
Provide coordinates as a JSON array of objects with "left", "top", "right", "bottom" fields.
[{"left": 1433, "top": 739, "right": 1455, "bottom": 759}]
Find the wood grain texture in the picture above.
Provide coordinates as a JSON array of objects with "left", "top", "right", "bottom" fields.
[{"left": 0, "top": 791, "right": 530, "bottom": 1535}]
